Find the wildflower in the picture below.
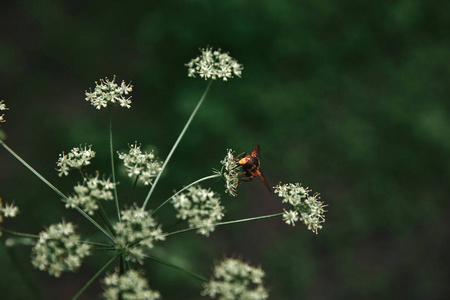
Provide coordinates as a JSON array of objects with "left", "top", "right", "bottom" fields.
[
  {"left": 203, "top": 258, "right": 268, "bottom": 300},
  {"left": 65, "top": 173, "right": 115, "bottom": 215},
  {"left": 102, "top": 269, "right": 161, "bottom": 300},
  {"left": 117, "top": 142, "right": 163, "bottom": 185},
  {"left": 85, "top": 76, "right": 133, "bottom": 110},
  {"left": 56, "top": 144, "right": 96, "bottom": 177},
  {"left": 218, "top": 149, "right": 239, "bottom": 197},
  {"left": 171, "top": 185, "right": 224, "bottom": 237},
  {"left": 113, "top": 205, "right": 165, "bottom": 263},
  {"left": 185, "top": 47, "right": 243, "bottom": 81},
  {"left": 31, "top": 222, "right": 91, "bottom": 277},
  {"left": 0, "top": 198, "right": 20, "bottom": 236},
  {"left": 0, "top": 100, "right": 9, "bottom": 126},
  {"left": 274, "top": 182, "right": 326, "bottom": 233}
]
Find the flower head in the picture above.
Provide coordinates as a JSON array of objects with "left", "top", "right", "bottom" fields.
[
  {"left": 274, "top": 182, "right": 326, "bottom": 233},
  {"left": 113, "top": 205, "right": 165, "bottom": 263},
  {"left": 56, "top": 144, "right": 96, "bottom": 177},
  {"left": 0, "top": 100, "right": 9, "bottom": 126},
  {"left": 218, "top": 149, "right": 240, "bottom": 197},
  {"left": 0, "top": 198, "right": 20, "bottom": 236},
  {"left": 118, "top": 142, "right": 163, "bottom": 185},
  {"left": 185, "top": 47, "right": 243, "bottom": 81},
  {"left": 102, "top": 269, "right": 161, "bottom": 300},
  {"left": 203, "top": 258, "right": 268, "bottom": 300},
  {"left": 171, "top": 185, "right": 224, "bottom": 237},
  {"left": 65, "top": 173, "right": 115, "bottom": 215},
  {"left": 85, "top": 76, "right": 133, "bottom": 110},
  {"left": 31, "top": 222, "right": 91, "bottom": 277}
]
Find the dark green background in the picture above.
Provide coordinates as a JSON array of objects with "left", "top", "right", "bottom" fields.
[{"left": 1, "top": 0, "right": 449, "bottom": 299}]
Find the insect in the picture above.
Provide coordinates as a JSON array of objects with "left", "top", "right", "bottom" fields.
[{"left": 233, "top": 144, "right": 272, "bottom": 193}]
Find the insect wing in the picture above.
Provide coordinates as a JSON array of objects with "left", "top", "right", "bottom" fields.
[
  {"left": 251, "top": 144, "right": 261, "bottom": 158},
  {"left": 256, "top": 169, "right": 272, "bottom": 193}
]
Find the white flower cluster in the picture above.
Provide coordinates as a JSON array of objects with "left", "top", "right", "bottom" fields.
[
  {"left": 31, "top": 222, "right": 91, "bottom": 277},
  {"left": 185, "top": 47, "right": 243, "bottom": 81},
  {"left": 171, "top": 185, "right": 224, "bottom": 237},
  {"left": 274, "top": 183, "right": 326, "bottom": 233},
  {"left": 102, "top": 269, "right": 161, "bottom": 300},
  {"left": 85, "top": 76, "right": 133, "bottom": 110},
  {"left": 117, "top": 142, "right": 163, "bottom": 185},
  {"left": 0, "top": 198, "right": 19, "bottom": 236},
  {"left": 56, "top": 145, "right": 96, "bottom": 177},
  {"left": 203, "top": 258, "right": 268, "bottom": 300},
  {"left": 0, "top": 100, "right": 9, "bottom": 125},
  {"left": 113, "top": 205, "right": 165, "bottom": 263},
  {"left": 65, "top": 173, "right": 115, "bottom": 215},
  {"left": 219, "top": 149, "right": 240, "bottom": 197}
]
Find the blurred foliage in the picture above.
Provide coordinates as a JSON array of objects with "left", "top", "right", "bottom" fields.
[{"left": 1, "top": 0, "right": 449, "bottom": 299}]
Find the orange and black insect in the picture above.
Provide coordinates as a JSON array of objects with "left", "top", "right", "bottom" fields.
[{"left": 233, "top": 144, "right": 272, "bottom": 193}]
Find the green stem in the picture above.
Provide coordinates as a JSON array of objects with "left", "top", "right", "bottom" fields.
[
  {"left": 165, "top": 212, "right": 284, "bottom": 238},
  {"left": 109, "top": 106, "right": 121, "bottom": 221},
  {"left": 145, "top": 255, "right": 208, "bottom": 282},
  {"left": 72, "top": 253, "right": 120, "bottom": 300},
  {"left": 130, "top": 174, "right": 139, "bottom": 203},
  {"left": 142, "top": 80, "right": 213, "bottom": 210},
  {"left": 150, "top": 173, "right": 220, "bottom": 216},
  {"left": 0, "top": 140, "right": 116, "bottom": 243},
  {"left": 81, "top": 241, "right": 111, "bottom": 248},
  {"left": 0, "top": 227, "right": 39, "bottom": 239},
  {"left": 95, "top": 200, "right": 116, "bottom": 236}
]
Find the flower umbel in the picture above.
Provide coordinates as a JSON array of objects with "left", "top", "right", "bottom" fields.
[
  {"left": 65, "top": 173, "right": 115, "bottom": 215},
  {"left": 185, "top": 47, "right": 243, "bottom": 81},
  {"left": 171, "top": 185, "right": 224, "bottom": 237},
  {"left": 102, "top": 269, "right": 161, "bottom": 300},
  {"left": 218, "top": 149, "right": 240, "bottom": 197},
  {"left": 113, "top": 205, "right": 165, "bottom": 263},
  {"left": 117, "top": 142, "right": 163, "bottom": 185},
  {"left": 274, "top": 182, "right": 326, "bottom": 233},
  {"left": 203, "top": 258, "right": 268, "bottom": 300},
  {"left": 85, "top": 76, "right": 133, "bottom": 110},
  {"left": 31, "top": 222, "right": 91, "bottom": 277},
  {"left": 56, "top": 144, "right": 96, "bottom": 177}
]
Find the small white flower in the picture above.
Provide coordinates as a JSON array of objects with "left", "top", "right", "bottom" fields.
[
  {"left": 118, "top": 142, "right": 163, "bottom": 186},
  {"left": 274, "top": 183, "right": 326, "bottom": 233},
  {"left": 0, "top": 200, "right": 19, "bottom": 218},
  {"left": 0, "top": 100, "right": 9, "bottom": 126},
  {"left": 282, "top": 209, "right": 299, "bottom": 226},
  {"left": 85, "top": 76, "right": 133, "bottom": 110},
  {"left": 203, "top": 258, "right": 268, "bottom": 300},
  {"left": 56, "top": 144, "right": 96, "bottom": 177},
  {"left": 185, "top": 47, "right": 243, "bottom": 81},
  {"left": 172, "top": 185, "right": 224, "bottom": 237},
  {"left": 102, "top": 269, "right": 161, "bottom": 300},
  {"left": 113, "top": 205, "right": 165, "bottom": 263},
  {"left": 218, "top": 149, "right": 240, "bottom": 197},
  {"left": 0, "top": 100, "right": 8, "bottom": 111},
  {"left": 0, "top": 198, "right": 20, "bottom": 235},
  {"left": 31, "top": 222, "right": 91, "bottom": 277}
]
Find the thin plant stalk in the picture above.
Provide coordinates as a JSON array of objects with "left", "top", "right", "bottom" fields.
[
  {"left": 72, "top": 253, "right": 120, "bottom": 300},
  {"left": 0, "top": 227, "right": 39, "bottom": 239},
  {"left": 150, "top": 173, "right": 220, "bottom": 216},
  {"left": 109, "top": 106, "right": 120, "bottom": 221},
  {"left": 130, "top": 174, "right": 140, "bottom": 203},
  {"left": 142, "top": 80, "right": 213, "bottom": 210},
  {"left": 145, "top": 255, "right": 208, "bottom": 282},
  {"left": 0, "top": 140, "right": 116, "bottom": 243},
  {"left": 165, "top": 212, "right": 284, "bottom": 238}
]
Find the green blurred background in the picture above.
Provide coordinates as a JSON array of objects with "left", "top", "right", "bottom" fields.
[{"left": 1, "top": 0, "right": 449, "bottom": 299}]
